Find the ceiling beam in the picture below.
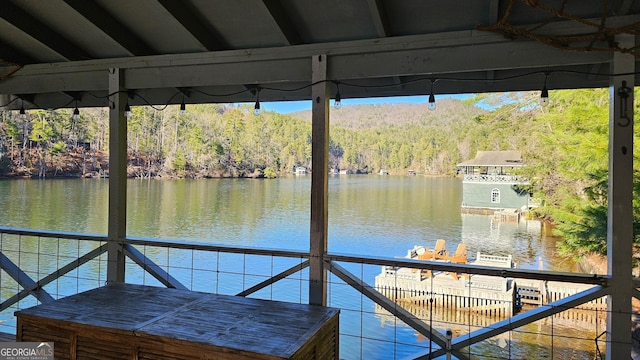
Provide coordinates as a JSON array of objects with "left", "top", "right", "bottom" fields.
[
  {"left": 156, "top": 0, "right": 229, "bottom": 51},
  {"left": 2, "top": 13, "right": 634, "bottom": 105},
  {"left": 366, "top": 0, "right": 391, "bottom": 37},
  {"left": 365, "top": 0, "right": 397, "bottom": 89},
  {"left": 0, "top": 41, "right": 36, "bottom": 65},
  {"left": 0, "top": 1, "right": 91, "bottom": 61},
  {"left": 262, "top": 0, "right": 303, "bottom": 45},
  {"left": 62, "top": 0, "right": 156, "bottom": 56},
  {"left": 488, "top": 0, "right": 501, "bottom": 24},
  {"left": 0, "top": 67, "right": 625, "bottom": 110},
  {"left": 616, "top": 0, "right": 633, "bottom": 15},
  {"left": 7, "top": 12, "right": 634, "bottom": 78},
  {"left": 0, "top": 33, "right": 613, "bottom": 95}
]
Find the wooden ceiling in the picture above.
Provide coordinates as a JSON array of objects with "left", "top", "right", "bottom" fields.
[{"left": 0, "top": 0, "right": 638, "bottom": 110}]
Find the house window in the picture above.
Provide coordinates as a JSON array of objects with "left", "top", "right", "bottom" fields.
[{"left": 491, "top": 188, "right": 500, "bottom": 203}]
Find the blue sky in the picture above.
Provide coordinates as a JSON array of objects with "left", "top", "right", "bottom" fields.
[{"left": 261, "top": 94, "right": 474, "bottom": 114}]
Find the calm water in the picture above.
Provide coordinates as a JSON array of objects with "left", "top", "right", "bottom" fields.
[
  {"left": 0, "top": 176, "right": 568, "bottom": 268},
  {"left": 0, "top": 176, "right": 592, "bottom": 359}
]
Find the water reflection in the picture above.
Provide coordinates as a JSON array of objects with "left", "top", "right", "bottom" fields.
[{"left": 0, "top": 176, "right": 590, "bottom": 359}]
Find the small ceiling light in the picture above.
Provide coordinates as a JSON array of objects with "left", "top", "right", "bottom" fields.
[
  {"left": 540, "top": 72, "right": 550, "bottom": 106},
  {"left": 334, "top": 82, "right": 342, "bottom": 109},
  {"left": 125, "top": 102, "right": 132, "bottom": 119},
  {"left": 428, "top": 79, "right": 436, "bottom": 111},
  {"left": 19, "top": 99, "right": 25, "bottom": 115},
  {"left": 180, "top": 99, "right": 187, "bottom": 116},
  {"left": 253, "top": 87, "right": 262, "bottom": 116},
  {"left": 72, "top": 100, "right": 80, "bottom": 121}
]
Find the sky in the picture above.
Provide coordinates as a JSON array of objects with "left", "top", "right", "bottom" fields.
[{"left": 260, "top": 94, "right": 474, "bottom": 114}]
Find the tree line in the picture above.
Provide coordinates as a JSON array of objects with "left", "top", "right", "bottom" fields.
[{"left": 0, "top": 89, "right": 637, "bottom": 259}]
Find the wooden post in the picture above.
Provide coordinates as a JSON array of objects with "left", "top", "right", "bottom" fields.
[
  {"left": 606, "top": 34, "right": 634, "bottom": 360},
  {"left": 309, "top": 54, "right": 329, "bottom": 306},
  {"left": 107, "top": 68, "right": 127, "bottom": 283}
]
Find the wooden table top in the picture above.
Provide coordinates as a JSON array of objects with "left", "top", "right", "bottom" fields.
[{"left": 16, "top": 283, "right": 339, "bottom": 358}]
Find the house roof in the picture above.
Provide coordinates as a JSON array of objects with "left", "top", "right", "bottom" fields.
[
  {"left": 457, "top": 151, "right": 524, "bottom": 167},
  {"left": 0, "top": 1, "right": 638, "bottom": 110}
]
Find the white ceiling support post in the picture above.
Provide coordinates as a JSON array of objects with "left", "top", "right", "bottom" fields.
[
  {"left": 107, "top": 68, "right": 127, "bottom": 284},
  {"left": 309, "top": 54, "right": 330, "bottom": 306},
  {"left": 607, "top": 34, "right": 635, "bottom": 359}
]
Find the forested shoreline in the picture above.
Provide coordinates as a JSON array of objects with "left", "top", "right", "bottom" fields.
[{"left": 0, "top": 89, "right": 638, "bottom": 260}]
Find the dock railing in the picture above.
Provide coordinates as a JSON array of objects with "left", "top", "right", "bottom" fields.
[
  {"left": 0, "top": 226, "right": 620, "bottom": 359},
  {"left": 462, "top": 174, "right": 525, "bottom": 183}
]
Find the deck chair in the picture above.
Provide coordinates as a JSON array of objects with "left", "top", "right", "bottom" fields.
[
  {"left": 450, "top": 244, "right": 467, "bottom": 264},
  {"left": 418, "top": 239, "right": 446, "bottom": 261},
  {"left": 417, "top": 239, "right": 447, "bottom": 278},
  {"left": 448, "top": 244, "right": 469, "bottom": 280}
]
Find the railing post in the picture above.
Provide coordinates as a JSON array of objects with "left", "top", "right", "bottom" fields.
[
  {"left": 606, "top": 34, "right": 634, "bottom": 359},
  {"left": 107, "top": 68, "right": 127, "bottom": 283},
  {"left": 309, "top": 54, "right": 329, "bottom": 306}
]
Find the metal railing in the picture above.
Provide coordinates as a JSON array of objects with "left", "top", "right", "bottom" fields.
[
  {"left": 0, "top": 227, "right": 620, "bottom": 359},
  {"left": 462, "top": 174, "right": 527, "bottom": 184}
]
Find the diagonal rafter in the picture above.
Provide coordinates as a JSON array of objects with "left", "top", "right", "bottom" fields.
[
  {"left": 0, "top": 1, "right": 90, "bottom": 61},
  {"left": 366, "top": 0, "right": 391, "bottom": 37},
  {"left": 62, "top": 0, "right": 156, "bottom": 56},
  {"left": 0, "top": 40, "right": 35, "bottom": 65},
  {"left": 0, "top": 243, "right": 108, "bottom": 311},
  {"left": 123, "top": 243, "right": 189, "bottom": 290},
  {"left": 237, "top": 260, "right": 309, "bottom": 297},
  {"left": 488, "top": 0, "right": 501, "bottom": 24},
  {"left": 326, "top": 260, "right": 458, "bottom": 355},
  {"left": 262, "top": 0, "right": 303, "bottom": 45},
  {"left": 156, "top": 0, "right": 229, "bottom": 51},
  {"left": 0, "top": 252, "right": 54, "bottom": 306},
  {"left": 430, "top": 285, "right": 609, "bottom": 358},
  {"left": 366, "top": 0, "right": 405, "bottom": 91}
]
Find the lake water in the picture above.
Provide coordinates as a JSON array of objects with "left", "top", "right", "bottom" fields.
[
  {"left": 0, "top": 176, "right": 569, "bottom": 268},
  {"left": 0, "top": 176, "right": 595, "bottom": 359}
]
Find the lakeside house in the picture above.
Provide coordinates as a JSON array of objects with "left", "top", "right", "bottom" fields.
[{"left": 457, "top": 151, "right": 532, "bottom": 213}]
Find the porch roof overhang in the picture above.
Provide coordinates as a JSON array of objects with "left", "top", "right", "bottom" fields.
[{"left": 0, "top": 0, "right": 638, "bottom": 110}]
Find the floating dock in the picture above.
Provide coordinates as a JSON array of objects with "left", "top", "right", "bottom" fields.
[
  {"left": 375, "top": 244, "right": 517, "bottom": 318},
  {"left": 374, "top": 242, "right": 606, "bottom": 320}
]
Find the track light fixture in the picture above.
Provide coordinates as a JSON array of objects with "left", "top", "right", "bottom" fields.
[
  {"left": 540, "top": 72, "right": 549, "bottom": 106},
  {"left": 253, "top": 87, "right": 262, "bottom": 115},
  {"left": 428, "top": 79, "right": 436, "bottom": 111},
  {"left": 334, "top": 82, "right": 342, "bottom": 109}
]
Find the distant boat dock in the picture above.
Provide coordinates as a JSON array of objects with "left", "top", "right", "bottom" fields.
[{"left": 374, "top": 241, "right": 605, "bottom": 321}]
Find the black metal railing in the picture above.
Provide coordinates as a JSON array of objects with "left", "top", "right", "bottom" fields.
[{"left": 0, "top": 226, "right": 616, "bottom": 359}]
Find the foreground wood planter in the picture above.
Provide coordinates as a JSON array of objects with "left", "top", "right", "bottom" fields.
[{"left": 16, "top": 283, "right": 339, "bottom": 360}]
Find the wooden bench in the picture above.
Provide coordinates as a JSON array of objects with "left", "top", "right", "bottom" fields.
[{"left": 15, "top": 283, "right": 339, "bottom": 360}]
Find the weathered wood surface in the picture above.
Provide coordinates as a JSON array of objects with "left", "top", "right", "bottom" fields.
[{"left": 16, "top": 283, "right": 339, "bottom": 360}]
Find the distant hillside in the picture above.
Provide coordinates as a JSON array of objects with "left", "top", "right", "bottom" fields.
[{"left": 290, "top": 98, "right": 487, "bottom": 129}]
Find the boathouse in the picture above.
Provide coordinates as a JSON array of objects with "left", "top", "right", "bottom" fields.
[{"left": 457, "top": 151, "right": 531, "bottom": 213}]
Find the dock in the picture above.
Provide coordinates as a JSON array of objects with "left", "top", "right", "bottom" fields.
[
  {"left": 374, "top": 242, "right": 606, "bottom": 321},
  {"left": 375, "top": 243, "right": 517, "bottom": 317}
]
